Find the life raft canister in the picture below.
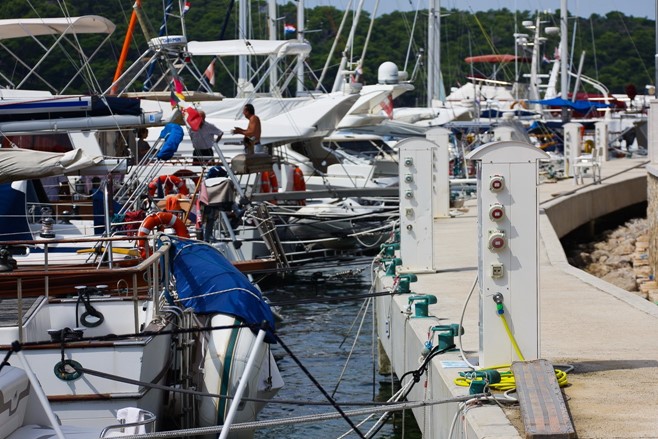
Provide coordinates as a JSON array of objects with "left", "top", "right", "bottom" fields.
[
  {"left": 148, "top": 175, "right": 189, "bottom": 198},
  {"left": 136, "top": 211, "right": 190, "bottom": 258}
]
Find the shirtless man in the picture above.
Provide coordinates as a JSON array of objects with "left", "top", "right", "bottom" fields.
[{"left": 233, "top": 104, "right": 263, "bottom": 154}]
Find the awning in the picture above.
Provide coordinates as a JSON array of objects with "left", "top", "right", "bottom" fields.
[{"left": 0, "top": 16, "right": 115, "bottom": 40}]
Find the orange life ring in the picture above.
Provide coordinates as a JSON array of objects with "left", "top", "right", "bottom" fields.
[
  {"left": 148, "top": 175, "right": 190, "bottom": 197},
  {"left": 136, "top": 212, "right": 190, "bottom": 258},
  {"left": 292, "top": 166, "right": 306, "bottom": 206}
]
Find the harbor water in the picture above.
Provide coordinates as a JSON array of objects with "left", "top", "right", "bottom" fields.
[{"left": 257, "top": 258, "right": 422, "bottom": 438}]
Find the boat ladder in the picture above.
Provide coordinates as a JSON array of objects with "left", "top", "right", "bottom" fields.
[{"left": 254, "top": 204, "right": 289, "bottom": 272}]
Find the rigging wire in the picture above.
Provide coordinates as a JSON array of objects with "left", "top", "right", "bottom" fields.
[
  {"left": 271, "top": 331, "right": 368, "bottom": 439},
  {"left": 330, "top": 297, "right": 373, "bottom": 398}
]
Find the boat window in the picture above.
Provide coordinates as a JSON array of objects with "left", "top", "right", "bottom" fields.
[
  {"left": 1, "top": 133, "right": 73, "bottom": 153},
  {"left": 323, "top": 139, "right": 395, "bottom": 158}
]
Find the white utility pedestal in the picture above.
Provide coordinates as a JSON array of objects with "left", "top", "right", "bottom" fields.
[
  {"left": 397, "top": 136, "right": 450, "bottom": 273},
  {"left": 466, "top": 141, "right": 548, "bottom": 368},
  {"left": 650, "top": 100, "right": 658, "bottom": 165},
  {"left": 563, "top": 122, "right": 583, "bottom": 178},
  {"left": 595, "top": 120, "right": 609, "bottom": 162}
]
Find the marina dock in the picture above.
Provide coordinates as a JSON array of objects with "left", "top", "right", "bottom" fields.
[{"left": 374, "top": 155, "right": 657, "bottom": 438}]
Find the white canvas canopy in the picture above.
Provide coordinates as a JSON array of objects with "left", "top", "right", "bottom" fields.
[
  {"left": 0, "top": 148, "right": 102, "bottom": 183},
  {"left": 0, "top": 16, "right": 115, "bottom": 40},
  {"left": 187, "top": 39, "right": 311, "bottom": 57}
]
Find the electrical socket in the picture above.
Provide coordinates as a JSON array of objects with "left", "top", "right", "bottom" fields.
[{"left": 490, "top": 263, "right": 504, "bottom": 279}]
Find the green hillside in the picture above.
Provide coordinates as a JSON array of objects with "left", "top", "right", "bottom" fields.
[{"left": 1, "top": 1, "right": 653, "bottom": 105}]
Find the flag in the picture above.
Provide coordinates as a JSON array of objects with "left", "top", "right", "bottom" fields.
[
  {"left": 170, "top": 77, "right": 186, "bottom": 108},
  {"left": 169, "top": 77, "right": 202, "bottom": 131},
  {"left": 203, "top": 59, "right": 216, "bottom": 86},
  {"left": 284, "top": 24, "right": 296, "bottom": 35},
  {"left": 350, "top": 66, "right": 363, "bottom": 84},
  {"left": 380, "top": 94, "right": 394, "bottom": 119},
  {"left": 183, "top": 1, "right": 191, "bottom": 14}
]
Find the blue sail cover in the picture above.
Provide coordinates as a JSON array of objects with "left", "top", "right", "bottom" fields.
[
  {"left": 528, "top": 97, "right": 611, "bottom": 113},
  {"left": 169, "top": 237, "right": 276, "bottom": 343},
  {"left": 0, "top": 182, "right": 32, "bottom": 242}
]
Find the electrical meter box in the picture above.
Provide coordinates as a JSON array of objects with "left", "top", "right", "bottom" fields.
[
  {"left": 466, "top": 141, "right": 548, "bottom": 368},
  {"left": 397, "top": 130, "right": 450, "bottom": 273}
]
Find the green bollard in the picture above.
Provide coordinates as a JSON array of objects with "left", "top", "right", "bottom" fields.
[
  {"left": 408, "top": 295, "right": 437, "bottom": 317},
  {"left": 431, "top": 324, "right": 464, "bottom": 350},
  {"left": 397, "top": 273, "right": 418, "bottom": 294}
]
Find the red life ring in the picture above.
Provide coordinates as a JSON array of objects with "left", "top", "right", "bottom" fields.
[
  {"left": 136, "top": 212, "right": 190, "bottom": 258},
  {"left": 292, "top": 166, "right": 306, "bottom": 206},
  {"left": 148, "top": 175, "right": 190, "bottom": 197}
]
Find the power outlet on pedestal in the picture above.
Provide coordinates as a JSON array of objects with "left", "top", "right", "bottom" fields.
[{"left": 490, "top": 263, "right": 504, "bottom": 279}]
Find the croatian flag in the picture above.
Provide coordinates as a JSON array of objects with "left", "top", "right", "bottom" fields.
[
  {"left": 284, "top": 24, "right": 296, "bottom": 35},
  {"left": 183, "top": 1, "right": 191, "bottom": 14}
]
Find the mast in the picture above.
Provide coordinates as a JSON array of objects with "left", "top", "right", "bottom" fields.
[
  {"left": 427, "top": 0, "right": 440, "bottom": 106},
  {"left": 560, "top": 0, "right": 569, "bottom": 121},
  {"left": 331, "top": 0, "right": 366, "bottom": 93},
  {"left": 238, "top": 0, "right": 248, "bottom": 95},
  {"left": 268, "top": 0, "right": 278, "bottom": 93},
  {"left": 296, "top": 0, "right": 305, "bottom": 95},
  {"left": 111, "top": 0, "right": 141, "bottom": 95}
]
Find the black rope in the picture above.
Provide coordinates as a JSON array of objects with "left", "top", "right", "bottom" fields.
[
  {"left": 76, "top": 287, "right": 104, "bottom": 328},
  {"left": 367, "top": 343, "right": 458, "bottom": 438},
  {"left": 0, "top": 341, "right": 18, "bottom": 372},
  {"left": 14, "top": 322, "right": 250, "bottom": 349},
  {"left": 71, "top": 350, "right": 415, "bottom": 408},
  {"left": 267, "top": 289, "right": 398, "bottom": 307},
  {"left": 271, "top": 329, "right": 367, "bottom": 439}
]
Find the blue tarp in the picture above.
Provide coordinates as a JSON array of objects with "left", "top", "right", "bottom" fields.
[
  {"left": 528, "top": 97, "right": 611, "bottom": 113},
  {"left": 156, "top": 123, "right": 184, "bottom": 160},
  {"left": 168, "top": 237, "right": 276, "bottom": 343}
]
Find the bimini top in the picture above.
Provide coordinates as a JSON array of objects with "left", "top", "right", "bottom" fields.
[
  {"left": 0, "top": 15, "right": 115, "bottom": 40},
  {"left": 187, "top": 39, "right": 311, "bottom": 58}
]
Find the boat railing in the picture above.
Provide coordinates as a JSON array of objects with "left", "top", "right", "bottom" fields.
[
  {"left": 0, "top": 235, "right": 171, "bottom": 341},
  {"left": 99, "top": 409, "right": 157, "bottom": 437}
]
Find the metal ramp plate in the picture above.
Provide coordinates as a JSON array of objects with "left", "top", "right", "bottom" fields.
[{"left": 511, "top": 359, "right": 576, "bottom": 438}]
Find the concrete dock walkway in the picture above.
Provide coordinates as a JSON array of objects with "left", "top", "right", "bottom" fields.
[{"left": 374, "top": 157, "right": 658, "bottom": 438}]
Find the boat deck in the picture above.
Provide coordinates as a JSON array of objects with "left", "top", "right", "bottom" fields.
[{"left": 375, "top": 156, "right": 658, "bottom": 437}]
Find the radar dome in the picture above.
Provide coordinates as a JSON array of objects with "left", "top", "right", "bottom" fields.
[{"left": 378, "top": 62, "right": 399, "bottom": 84}]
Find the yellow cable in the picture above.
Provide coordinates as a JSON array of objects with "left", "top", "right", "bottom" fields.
[
  {"left": 453, "top": 311, "right": 569, "bottom": 390},
  {"left": 499, "top": 313, "right": 525, "bottom": 361}
]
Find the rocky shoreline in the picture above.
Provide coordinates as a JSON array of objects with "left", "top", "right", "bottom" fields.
[{"left": 567, "top": 217, "right": 658, "bottom": 303}]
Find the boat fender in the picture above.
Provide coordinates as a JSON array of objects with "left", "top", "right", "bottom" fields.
[
  {"left": 260, "top": 171, "right": 279, "bottom": 193},
  {"left": 292, "top": 166, "right": 306, "bottom": 206},
  {"left": 137, "top": 212, "right": 190, "bottom": 258}
]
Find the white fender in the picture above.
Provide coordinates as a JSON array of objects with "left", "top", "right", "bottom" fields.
[{"left": 198, "top": 314, "right": 283, "bottom": 438}]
